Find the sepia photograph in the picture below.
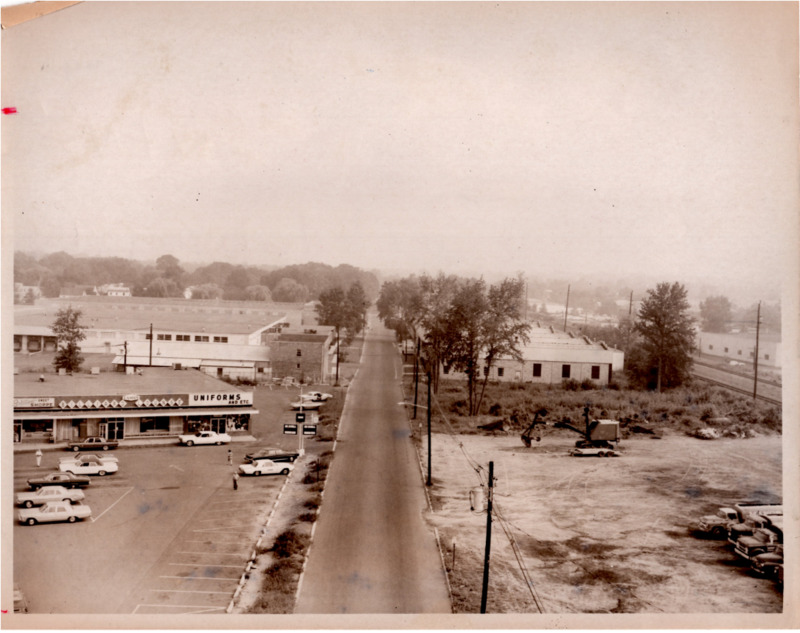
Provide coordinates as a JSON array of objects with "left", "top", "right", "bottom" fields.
[{"left": 2, "top": 1, "right": 798, "bottom": 629}]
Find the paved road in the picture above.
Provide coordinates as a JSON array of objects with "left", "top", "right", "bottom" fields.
[{"left": 295, "top": 320, "right": 451, "bottom": 614}]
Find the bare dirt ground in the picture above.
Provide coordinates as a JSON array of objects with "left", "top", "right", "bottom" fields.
[{"left": 420, "top": 431, "right": 783, "bottom": 614}]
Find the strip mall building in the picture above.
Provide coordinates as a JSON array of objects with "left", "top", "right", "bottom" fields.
[{"left": 13, "top": 367, "right": 257, "bottom": 444}]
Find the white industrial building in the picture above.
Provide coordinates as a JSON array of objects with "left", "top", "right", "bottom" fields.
[{"left": 442, "top": 324, "right": 624, "bottom": 385}]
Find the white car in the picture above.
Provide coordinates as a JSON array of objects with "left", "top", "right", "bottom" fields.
[
  {"left": 59, "top": 453, "right": 118, "bottom": 464},
  {"left": 177, "top": 431, "right": 231, "bottom": 446},
  {"left": 60, "top": 458, "right": 119, "bottom": 476},
  {"left": 238, "top": 459, "right": 294, "bottom": 477},
  {"left": 290, "top": 400, "right": 324, "bottom": 411},
  {"left": 18, "top": 500, "right": 92, "bottom": 525},
  {"left": 301, "top": 391, "right": 333, "bottom": 402},
  {"left": 16, "top": 485, "right": 85, "bottom": 508}
]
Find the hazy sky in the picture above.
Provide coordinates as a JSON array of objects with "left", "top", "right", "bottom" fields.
[{"left": 2, "top": 2, "right": 798, "bottom": 293}]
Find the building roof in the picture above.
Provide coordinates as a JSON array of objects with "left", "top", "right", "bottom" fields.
[
  {"left": 14, "top": 366, "right": 246, "bottom": 398},
  {"left": 15, "top": 297, "right": 296, "bottom": 337}
]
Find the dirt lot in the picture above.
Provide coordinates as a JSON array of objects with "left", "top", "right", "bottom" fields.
[{"left": 421, "top": 430, "right": 783, "bottom": 614}]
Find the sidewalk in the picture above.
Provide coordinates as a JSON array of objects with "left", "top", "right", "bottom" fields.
[{"left": 13, "top": 435, "right": 257, "bottom": 453}]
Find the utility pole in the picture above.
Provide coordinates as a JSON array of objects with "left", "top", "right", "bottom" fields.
[
  {"left": 123, "top": 341, "right": 128, "bottom": 371},
  {"left": 335, "top": 326, "right": 340, "bottom": 386},
  {"left": 628, "top": 290, "right": 633, "bottom": 316},
  {"left": 563, "top": 284, "right": 570, "bottom": 332},
  {"left": 753, "top": 301, "right": 761, "bottom": 401},
  {"left": 480, "top": 461, "right": 494, "bottom": 613},
  {"left": 413, "top": 338, "right": 420, "bottom": 420},
  {"left": 426, "top": 370, "right": 432, "bottom": 486},
  {"left": 149, "top": 323, "right": 153, "bottom": 366}
]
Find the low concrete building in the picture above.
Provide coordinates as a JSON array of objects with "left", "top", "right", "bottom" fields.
[
  {"left": 13, "top": 368, "right": 258, "bottom": 444},
  {"left": 696, "top": 331, "right": 782, "bottom": 368},
  {"left": 442, "top": 325, "right": 623, "bottom": 386}
]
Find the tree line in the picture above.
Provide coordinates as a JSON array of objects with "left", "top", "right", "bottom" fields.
[{"left": 14, "top": 251, "right": 379, "bottom": 304}]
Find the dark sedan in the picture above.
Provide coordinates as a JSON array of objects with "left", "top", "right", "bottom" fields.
[
  {"left": 244, "top": 447, "right": 301, "bottom": 463},
  {"left": 27, "top": 471, "right": 91, "bottom": 490}
]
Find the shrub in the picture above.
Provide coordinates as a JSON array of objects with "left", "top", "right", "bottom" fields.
[
  {"left": 270, "top": 529, "right": 309, "bottom": 559},
  {"left": 562, "top": 379, "right": 581, "bottom": 391},
  {"left": 580, "top": 379, "right": 595, "bottom": 391}
]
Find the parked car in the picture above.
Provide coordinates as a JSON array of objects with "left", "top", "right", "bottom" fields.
[
  {"left": 238, "top": 459, "right": 294, "bottom": 477},
  {"left": 290, "top": 400, "right": 324, "bottom": 411},
  {"left": 15, "top": 485, "right": 85, "bottom": 508},
  {"left": 67, "top": 436, "right": 119, "bottom": 452},
  {"left": 244, "top": 447, "right": 301, "bottom": 463},
  {"left": 59, "top": 453, "right": 118, "bottom": 464},
  {"left": 177, "top": 431, "right": 231, "bottom": 446},
  {"left": 59, "top": 458, "right": 118, "bottom": 476},
  {"left": 301, "top": 391, "right": 333, "bottom": 402},
  {"left": 27, "top": 471, "right": 91, "bottom": 490},
  {"left": 18, "top": 500, "right": 92, "bottom": 525}
]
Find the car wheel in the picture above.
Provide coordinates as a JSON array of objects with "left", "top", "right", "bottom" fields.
[
  {"left": 26, "top": 518, "right": 37, "bottom": 526},
  {"left": 255, "top": 471, "right": 261, "bottom": 476},
  {"left": 98, "top": 470, "right": 107, "bottom": 476},
  {"left": 711, "top": 526, "right": 726, "bottom": 539},
  {"left": 24, "top": 500, "right": 34, "bottom": 508},
  {"left": 102, "top": 445, "right": 109, "bottom": 451},
  {"left": 215, "top": 441, "right": 222, "bottom": 446},
  {"left": 73, "top": 446, "right": 80, "bottom": 452},
  {"left": 186, "top": 441, "right": 194, "bottom": 446},
  {"left": 281, "top": 469, "right": 289, "bottom": 475},
  {"left": 68, "top": 515, "right": 76, "bottom": 523}
]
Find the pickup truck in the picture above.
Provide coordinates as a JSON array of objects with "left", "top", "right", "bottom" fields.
[
  {"left": 750, "top": 547, "right": 783, "bottom": 579},
  {"left": 67, "top": 436, "right": 119, "bottom": 452},
  {"left": 727, "top": 504, "right": 782, "bottom": 545},
  {"left": 734, "top": 516, "right": 782, "bottom": 561},
  {"left": 694, "top": 507, "right": 740, "bottom": 539}
]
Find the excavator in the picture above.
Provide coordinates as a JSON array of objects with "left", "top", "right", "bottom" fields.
[{"left": 520, "top": 406, "right": 621, "bottom": 457}]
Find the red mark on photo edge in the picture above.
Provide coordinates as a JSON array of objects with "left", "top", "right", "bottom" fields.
[{"left": 2, "top": 107, "right": 18, "bottom": 115}]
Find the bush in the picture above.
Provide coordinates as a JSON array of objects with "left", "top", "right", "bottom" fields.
[
  {"left": 580, "top": 379, "right": 595, "bottom": 391},
  {"left": 270, "top": 529, "right": 309, "bottom": 559},
  {"left": 562, "top": 379, "right": 581, "bottom": 391}
]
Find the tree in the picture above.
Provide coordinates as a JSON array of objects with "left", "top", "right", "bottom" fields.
[
  {"left": 699, "top": 295, "right": 732, "bottom": 333},
  {"left": 245, "top": 285, "right": 272, "bottom": 302},
  {"left": 156, "top": 254, "right": 185, "bottom": 283},
  {"left": 446, "top": 278, "right": 488, "bottom": 416},
  {"left": 316, "top": 283, "right": 370, "bottom": 384},
  {"left": 272, "top": 278, "right": 310, "bottom": 303},
  {"left": 634, "top": 282, "right": 695, "bottom": 391},
  {"left": 474, "top": 275, "right": 531, "bottom": 414},
  {"left": 418, "top": 273, "right": 460, "bottom": 392},
  {"left": 52, "top": 306, "right": 86, "bottom": 373},
  {"left": 189, "top": 283, "right": 223, "bottom": 300}
]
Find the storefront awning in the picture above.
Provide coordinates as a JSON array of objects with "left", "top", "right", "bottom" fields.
[{"left": 14, "top": 407, "right": 259, "bottom": 420}]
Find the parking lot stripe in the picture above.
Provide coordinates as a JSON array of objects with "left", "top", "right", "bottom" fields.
[
  {"left": 90, "top": 486, "right": 134, "bottom": 523},
  {"left": 177, "top": 551, "right": 246, "bottom": 557},
  {"left": 134, "top": 604, "right": 226, "bottom": 614},
  {"left": 159, "top": 576, "right": 239, "bottom": 582},
  {"left": 149, "top": 589, "right": 231, "bottom": 594},
  {"left": 168, "top": 562, "right": 243, "bottom": 568}
]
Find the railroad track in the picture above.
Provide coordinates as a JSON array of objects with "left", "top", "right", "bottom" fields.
[{"left": 692, "top": 374, "right": 782, "bottom": 407}]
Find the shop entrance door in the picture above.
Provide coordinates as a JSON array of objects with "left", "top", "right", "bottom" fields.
[
  {"left": 107, "top": 421, "right": 124, "bottom": 440},
  {"left": 210, "top": 418, "right": 226, "bottom": 434}
]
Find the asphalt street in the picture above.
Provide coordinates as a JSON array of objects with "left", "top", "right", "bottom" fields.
[{"left": 294, "top": 319, "right": 451, "bottom": 614}]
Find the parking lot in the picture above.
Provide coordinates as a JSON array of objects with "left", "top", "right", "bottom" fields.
[{"left": 13, "top": 442, "right": 293, "bottom": 614}]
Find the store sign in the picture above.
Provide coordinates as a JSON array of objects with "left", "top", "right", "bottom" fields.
[
  {"left": 123, "top": 394, "right": 139, "bottom": 401},
  {"left": 283, "top": 424, "right": 298, "bottom": 435},
  {"left": 188, "top": 392, "right": 253, "bottom": 407},
  {"left": 14, "top": 397, "right": 55, "bottom": 409}
]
